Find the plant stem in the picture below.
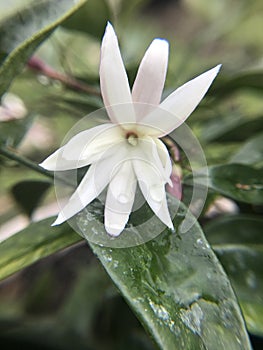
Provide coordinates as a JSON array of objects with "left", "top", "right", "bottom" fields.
[
  {"left": 0, "top": 147, "right": 75, "bottom": 187},
  {"left": 0, "top": 146, "right": 54, "bottom": 180},
  {"left": 27, "top": 56, "right": 101, "bottom": 97}
]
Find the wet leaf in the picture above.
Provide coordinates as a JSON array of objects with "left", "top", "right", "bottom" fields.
[
  {"left": 0, "top": 217, "right": 82, "bottom": 280},
  {"left": 0, "top": 0, "right": 86, "bottom": 97},
  {"left": 184, "top": 164, "right": 263, "bottom": 205},
  {"left": 88, "top": 199, "right": 251, "bottom": 349}
]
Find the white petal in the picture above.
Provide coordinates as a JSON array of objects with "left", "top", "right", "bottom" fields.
[
  {"left": 39, "top": 124, "right": 123, "bottom": 171},
  {"left": 104, "top": 160, "right": 136, "bottom": 236},
  {"left": 140, "top": 65, "right": 221, "bottom": 137},
  {"left": 132, "top": 39, "right": 169, "bottom": 119},
  {"left": 100, "top": 22, "right": 135, "bottom": 124},
  {"left": 133, "top": 159, "right": 173, "bottom": 229},
  {"left": 153, "top": 138, "right": 172, "bottom": 183},
  {"left": 52, "top": 144, "right": 128, "bottom": 225},
  {"left": 137, "top": 137, "right": 172, "bottom": 185}
]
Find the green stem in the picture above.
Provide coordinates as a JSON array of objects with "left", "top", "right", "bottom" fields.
[
  {"left": 0, "top": 146, "right": 54, "bottom": 180},
  {"left": 0, "top": 146, "right": 75, "bottom": 187}
]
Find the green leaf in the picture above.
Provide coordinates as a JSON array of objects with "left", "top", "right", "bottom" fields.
[
  {"left": 214, "top": 246, "right": 263, "bottom": 337},
  {"left": 210, "top": 71, "right": 263, "bottom": 98},
  {"left": 0, "top": 201, "right": 251, "bottom": 348},
  {"left": 230, "top": 132, "right": 263, "bottom": 166},
  {"left": 184, "top": 164, "right": 263, "bottom": 205},
  {"left": 204, "top": 214, "right": 263, "bottom": 245},
  {"left": 0, "top": 0, "right": 86, "bottom": 97},
  {"left": 88, "top": 200, "right": 251, "bottom": 349},
  {"left": 0, "top": 217, "right": 82, "bottom": 280},
  {"left": 204, "top": 215, "right": 263, "bottom": 336},
  {"left": 200, "top": 114, "right": 263, "bottom": 143},
  {"left": 0, "top": 114, "right": 34, "bottom": 147},
  {"left": 62, "top": 0, "right": 110, "bottom": 38},
  {"left": 11, "top": 179, "right": 51, "bottom": 217}
]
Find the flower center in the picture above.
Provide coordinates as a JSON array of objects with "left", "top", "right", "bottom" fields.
[{"left": 126, "top": 132, "right": 138, "bottom": 146}]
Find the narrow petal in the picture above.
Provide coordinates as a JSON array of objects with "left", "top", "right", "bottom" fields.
[
  {"left": 104, "top": 160, "right": 136, "bottom": 236},
  {"left": 137, "top": 137, "right": 172, "bottom": 185},
  {"left": 140, "top": 65, "right": 221, "bottom": 137},
  {"left": 153, "top": 138, "right": 172, "bottom": 183},
  {"left": 52, "top": 144, "right": 128, "bottom": 225},
  {"left": 132, "top": 39, "right": 169, "bottom": 119},
  {"left": 133, "top": 159, "right": 173, "bottom": 229},
  {"left": 100, "top": 22, "right": 135, "bottom": 124},
  {"left": 39, "top": 124, "right": 123, "bottom": 171}
]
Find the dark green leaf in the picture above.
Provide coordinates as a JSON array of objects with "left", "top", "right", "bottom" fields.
[
  {"left": 200, "top": 115, "right": 263, "bottom": 143},
  {"left": 0, "top": 0, "right": 86, "bottom": 97},
  {"left": 184, "top": 164, "right": 263, "bottom": 205},
  {"left": 230, "top": 132, "right": 263, "bottom": 166},
  {"left": 87, "top": 199, "right": 251, "bottom": 349},
  {"left": 0, "top": 114, "right": 34, "bottom": 147},
  {"left": 214, "top": 246, "right": 263, "bottom": 337},
  {"left": 210, "top": 71, "right": 263, "bottom": 98},
  {"left": 62, "top": 0, "right": 110, "bottom": 38},
  {"left": 0, "top": 217, "right": 82, "bottom": 280},
  {"left": 11, "top": 179, "right": 51, "bottom": 217},
  {"left": 204, "top": 214, "right": 263, "bottom": 245}
]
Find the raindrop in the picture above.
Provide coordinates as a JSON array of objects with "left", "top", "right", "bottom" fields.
[
  {"left": 117, "top": 193, "right": 129, "bottom": 204},
  {"left": 150, "top": 184, "right": 163, "bottom": 202}
]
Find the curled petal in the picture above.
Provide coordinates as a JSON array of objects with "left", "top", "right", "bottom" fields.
[
  {"left": 137, "top": 137, "right": 172, "bottom": 185},
  {"left": 52, "top": 144, "right": 128, "bottom": 225},
  {"left": 153, "top": 138, "right": 172, "bottom": 183},
  {"left": 104, "top": 160, "right": 136, "bottom": 236},
  {"left": 39, "top": 124, "right": 123, "bottom": 171},
  {"left": 133, "top": 159, "right": 173, "bottom": 229},
  {"left": 140, "top": 65, "right": 221, "bottom": 137},
  {"left": 100, "top": 22, "right": 135, "bottom": 124},
  {"left": 132, "top": 39, "right": 169, "bottom": 119}
]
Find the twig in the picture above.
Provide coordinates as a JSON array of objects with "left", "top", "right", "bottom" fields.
[
  {"left": 0, "top": 146, "right": 74, "bottom": 187},
  {"left": 27, "top": 56, "right": 101, "bottom": 97}
]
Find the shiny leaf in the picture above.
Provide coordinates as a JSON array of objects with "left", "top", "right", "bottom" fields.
[
  {"left": 88, "top": 199, "right": 251, "bottom": 349},
  {"left": 0, "top": 0, "right": 86, "bottom": 97},
  {"left": 184, "top": 164, "right": 263, "bottom": 205},
  {"left": 0, "top": 217, "right": 82, "bottom": 280}
]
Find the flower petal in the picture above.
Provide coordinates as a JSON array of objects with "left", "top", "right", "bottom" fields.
[
  {"left": 100, "top": 22, "right": 135, "bottom": 124},
  {"left": 137, "top": 137, "right": 172, "bottom": 185},
  {"left": 104, "top": 160, "right": 136, "bottom": 236},
  {"left": 153, "top": 138, "right": 172, "bottom": 183},
  {"left": 39, "top": 124, "right": 123, "bottom": 171},
  {"left": 52, "top": 143, "right": 128, "bottom": 225},
  {"left": 140, "top": 65, "right": 221, "bottom": 137},
  {"left": 132, "top": 39, "right": 169, "bottom": 119},
  {"left": 133, "top": 159, "right": 173, "bottom": 229}
]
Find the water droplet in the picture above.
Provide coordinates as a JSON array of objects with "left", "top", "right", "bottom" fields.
[
  {"left": 118, "top": 193, "right": 129, "bottom": 204},
  {"left": 150, "top": 184, "right": 163, "bottom": 202},
  {"left": 180, "top": 303, "right": 204, "bottom": 335}
]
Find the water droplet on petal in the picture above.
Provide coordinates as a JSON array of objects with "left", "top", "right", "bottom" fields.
[
  {"left": 150, "top": 184, "right": 163, "bottom": 202},
  {"left": 118, "top": 193, "right": 130, "bottom": 204}
]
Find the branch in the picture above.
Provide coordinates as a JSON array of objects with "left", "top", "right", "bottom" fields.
[{"left": 27, "top": 56, "right": 101, "bottom": 97}]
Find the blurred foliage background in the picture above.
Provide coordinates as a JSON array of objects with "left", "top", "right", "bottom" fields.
[{"left": 0, "top": 0, "right": 262, "bottom": 349}]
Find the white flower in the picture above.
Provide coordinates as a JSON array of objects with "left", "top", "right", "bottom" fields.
[{"left": 40, "top": 22, "right": 221, "bottom": 236}]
